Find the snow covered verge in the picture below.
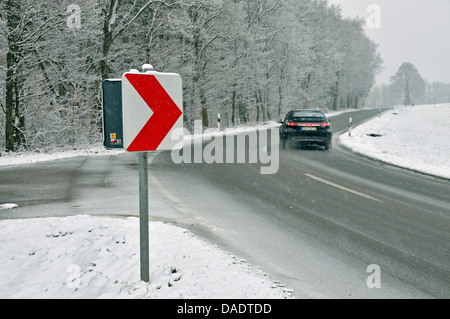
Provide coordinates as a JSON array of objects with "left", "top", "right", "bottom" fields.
[
  {"left": 0, "top": 145, "right": 126, "bottom": 168},
  {"left": 0, "top": 215, "right": 293, "bottom": 299},
  {"left": 339, "top": 104, "right": 450, "bottom": 180}
]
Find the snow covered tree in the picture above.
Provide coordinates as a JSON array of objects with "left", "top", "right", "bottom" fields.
[
  {"left": 425, "top": 81, "right": 450, "bottom": 105},
  {"left": 3, "top": 0, "right": 26, "bottom": 151},
  {"left": 1, "top": 1, "right": 69, "bottom": 151},
  {"left": 366, "top": 83, "right": 401, "bottom": 108},
  {"left": 390, "top": 62, "right": 425, "bottom": 106}
]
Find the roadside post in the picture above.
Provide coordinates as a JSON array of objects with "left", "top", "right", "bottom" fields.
[
  {"left": 104, "top": 64, "right": 183, "bottom": 282},
  {"left": 349, "top": 117, "right": 353, "bottom": 137},
  {"left": 138, "top": 152, "right": 149, "bottom": 282}
]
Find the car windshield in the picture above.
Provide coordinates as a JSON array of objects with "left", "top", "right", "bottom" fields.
[{"left": 290, "top": 111, "right": 325, "bottom": 122}]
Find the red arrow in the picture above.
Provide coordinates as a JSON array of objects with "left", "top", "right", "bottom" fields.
[{"left": 125, "top": 73, "right": 182, "bottom": 152}]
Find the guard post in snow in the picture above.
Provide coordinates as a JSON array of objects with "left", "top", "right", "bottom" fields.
[{"left": 349, "top": 117, "right": 353, "bottom": 137}]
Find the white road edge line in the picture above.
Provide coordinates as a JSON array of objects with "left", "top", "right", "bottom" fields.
[{"left": 304, "top": 174, "right": 383, "bottom": 203}]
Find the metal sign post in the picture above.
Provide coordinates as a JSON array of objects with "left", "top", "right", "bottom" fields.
[{"left": 139, "top": 152, "right": 149, "bottom": 282}]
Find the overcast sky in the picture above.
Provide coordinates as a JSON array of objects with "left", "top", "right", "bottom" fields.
[{"left": 327, "top": 0, "right": 450, "bottom": 86}]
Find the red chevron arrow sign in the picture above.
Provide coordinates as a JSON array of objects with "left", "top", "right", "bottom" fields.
[{"left": 122, "top": 71, "right": 183, "bottom": 152}]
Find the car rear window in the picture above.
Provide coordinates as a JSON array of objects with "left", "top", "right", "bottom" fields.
[{"left": 290, "top": 111, "right": 325, "bottom": 122}]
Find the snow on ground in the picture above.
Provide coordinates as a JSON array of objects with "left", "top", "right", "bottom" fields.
[
  {"left": 0, "top": 204, "right": 18, "bottom": 210},
  {"left": 0, "top": 215, "right": 293, "bottom": 299},
  {"left": 339, "top": 104, "right": 450, "bottom": 179},
  {"left": 0, "top": 145, "right": 125, "bottom": 168}
]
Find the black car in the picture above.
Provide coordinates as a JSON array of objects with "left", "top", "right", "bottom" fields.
[{"left": 278, "top": 110, "right": 333, "bottom": 150}]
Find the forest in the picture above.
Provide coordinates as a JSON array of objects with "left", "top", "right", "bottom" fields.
[{"left": 0, "top": 0, "right": 383, "bottom": 152}]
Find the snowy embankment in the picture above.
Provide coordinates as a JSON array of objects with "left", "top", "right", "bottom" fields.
[
  {"left": 0, "top": 215, "right": 292, "bottom": 299},
  {"left": 0, "top": 146, "right": 126, "bottom": 168},
  {"left": 339, "top": 103, "right": 450, "bottom": 180}
]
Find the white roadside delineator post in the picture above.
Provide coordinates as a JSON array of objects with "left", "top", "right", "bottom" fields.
[{"left": 349, "top": 117, "right": 353, "bottom": 137}]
